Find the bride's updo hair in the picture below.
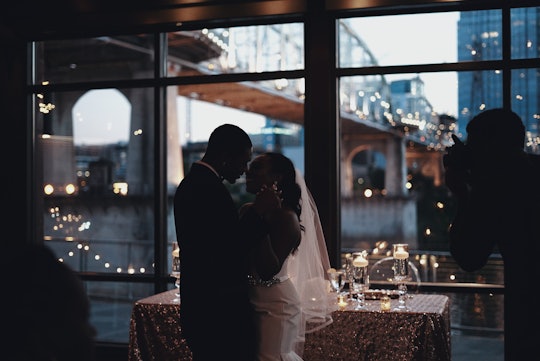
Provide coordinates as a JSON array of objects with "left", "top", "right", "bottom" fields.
[{"left": 263, "top": 152, "right": 302, "bottom": 221}]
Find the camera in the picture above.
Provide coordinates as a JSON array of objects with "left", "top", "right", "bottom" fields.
[{"left": 443, "top": 135, "right": 471, "bottom": 171}]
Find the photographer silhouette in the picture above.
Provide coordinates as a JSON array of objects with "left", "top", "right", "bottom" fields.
[{"left": 443, "top": 108, "right": 540, "bottom": 361}]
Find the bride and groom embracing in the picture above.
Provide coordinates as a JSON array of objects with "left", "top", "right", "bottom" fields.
[{"left": 174, "top": 124, "right": 333, "bottom": 361}]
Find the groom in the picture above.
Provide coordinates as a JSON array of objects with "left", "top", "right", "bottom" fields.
[{"left": 174, "top": 124, "right": 277, "bottom": 361}]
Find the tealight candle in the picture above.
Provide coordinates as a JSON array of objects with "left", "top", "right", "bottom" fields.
[
  {"left": 353, "top": 256, "right": 368, "bottom": 267},
  {"left": 380, "top": 295, "right": 391, "bottom": 311},
  {"left": 393, "top": 247, "right": 409, "bottom": 260},
  {"left": 172, "top": 248, "right": 181, "bottom": 274},
  {"left": 338, "top": 295, "right": 348, "bottom": 309}
]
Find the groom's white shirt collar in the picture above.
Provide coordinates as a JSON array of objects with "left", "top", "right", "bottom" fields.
[{"left": 195, "top": 161, "right": 221, "bottom": 179}]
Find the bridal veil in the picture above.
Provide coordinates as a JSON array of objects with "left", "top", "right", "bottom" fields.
[{"left": 287, "top": 169, "right": 333, "bottom": 355}]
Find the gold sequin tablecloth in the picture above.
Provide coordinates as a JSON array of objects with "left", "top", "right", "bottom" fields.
[
  {"left": 129, "top": 290, "right": 192, "bottom": 361},
  {"left": 303, "top": 294, "right": 451, "bottom": 361},
  {"left": 128, "top": 290, "right": 450, "bottom": 361}
]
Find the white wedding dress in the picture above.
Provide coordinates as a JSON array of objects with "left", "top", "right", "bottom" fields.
[
  {"left": 248, "top": 169, "right": 333, "bottom": 361},
  {"left": 249, "top": 258, "right": 304, "bottom": 361}
]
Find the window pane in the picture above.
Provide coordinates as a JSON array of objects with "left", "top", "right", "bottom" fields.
[
  {"left": 167, "top": 23, "right": 304, "bottom": 76},
  {"left": 337, "top": 9, "right": 512, "bottom": 352},
  {"left": 511, "top": 7, "right": 539, "bottom": 60},
  {"left": 458, "top": 10, "right": 503, "bottom": 62},
  {"left": 512, "top": 68, "right": 540, "bottom": 154},
  {"left": 338, "top": 67, "right": 502, "bottom": 271},
  {"left": 339, "top": 13, "right": 460, "bottom": 68},
  {"left": 34, "top": 35, "right": 155, "bottom": 84},
  {"left": 339, "top": 73, "right": 457, "bottom": 256},
  {"left": 445, "top": 292, "right": 504, "bottom": 347},
  {"left": 339, "top": 10, "right": 505, "bottom": 69},
  {"left": 87, "top": 281, "right": 155, "bottom": 343},
  {"left": 340, "top": 72, "right": 458, "bottom": 148},
  {"left": 457, "top": 70, "right": 503, "bottom": 136},
  {"left": 39, "top": 88, "right": 156, "bottom": 275}
]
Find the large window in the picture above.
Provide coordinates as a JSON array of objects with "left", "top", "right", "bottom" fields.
[
  {"left": 34, "top": 23, "right": 306, "bottom": 344},
  {"left": 336, "top": 6, "right": 539, "bottom": 351},
  {"left": 27, "top": 2, "right": 539, "bottom": 357}
]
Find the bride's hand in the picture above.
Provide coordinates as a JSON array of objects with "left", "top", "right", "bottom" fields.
[{"left": 253, "top": 182, "right": 282, "bottom": 216}]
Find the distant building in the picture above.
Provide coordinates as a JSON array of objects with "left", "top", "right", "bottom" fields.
[{"left": 457, "top": 9, "right": 540, "bottom": 153}]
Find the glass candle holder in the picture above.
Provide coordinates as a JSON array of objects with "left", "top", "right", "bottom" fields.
[
  {"left": 171, "top": 247, "right": 181, "bottom": 302},
  {"left": 337, "top": 294, "right": 348, "bottom": 310},
  {"left": 350, "top": 251, "right": 369, "bottom": 310},
  {"left": 392, "top": 243, "right": 410, "bottom": 311}
]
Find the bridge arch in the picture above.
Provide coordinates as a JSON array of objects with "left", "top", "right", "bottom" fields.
[{"left": 341, "top": 134, "right": 407, "bottom": 198}]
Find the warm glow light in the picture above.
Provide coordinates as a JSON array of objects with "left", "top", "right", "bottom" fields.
[
  {"left": 380, "top": 295, "right": 391, "bottom": 311},
  {"left": 364, "top": 188, "right": 373, "bottom": 197},
  {"left": 44, "top": 184, "right": 54, "bottom": 195},
  {"left": 65, "top": 183, "right": 76, "bottom": 195},
  {"left": 113, "top": 182, "right": 128, "bottom": 195},
  {"left": 338, "top": 295, "right": 348, "bottom": 309}
]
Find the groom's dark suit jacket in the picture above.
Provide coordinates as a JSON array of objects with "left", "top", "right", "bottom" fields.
[{"left": 173, "top": 162, "right": 265, "bottom": 360}]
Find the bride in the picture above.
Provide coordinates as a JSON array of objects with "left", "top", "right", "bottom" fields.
[{"left": 241, "top": 152, "right": 333, "bottom": 361}]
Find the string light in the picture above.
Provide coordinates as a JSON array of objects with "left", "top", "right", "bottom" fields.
[{"left": 48, "top": 206, "right": 152, "bottom": 274}]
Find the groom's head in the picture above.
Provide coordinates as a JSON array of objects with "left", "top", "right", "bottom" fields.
[{"left": 203, "top": 123, "right": 253, "bottom": 183}]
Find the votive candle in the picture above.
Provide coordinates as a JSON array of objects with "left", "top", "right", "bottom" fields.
[
  {"left": 380, "top": 295, "right": 391, "bottom": 311},
  {"left": 353, "top": 255, "right": 368, "bottom": 267},
  {"left": 393, "top": 245, "right": 409, "bottom": 260},
  {"left": 338, "top": 295, "right": 348, "bottom": 309}
]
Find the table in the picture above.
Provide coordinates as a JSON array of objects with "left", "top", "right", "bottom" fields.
[
  {"left": 304, "top": 293, "right": 451, "bottom": 361},
  {"left": 128, "top": 289, "right": 451, "bottom": 361}
]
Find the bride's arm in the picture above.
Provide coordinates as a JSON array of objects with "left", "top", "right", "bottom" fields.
[{"left": 252, "top": 209, "right": 301, "bottom": 280}]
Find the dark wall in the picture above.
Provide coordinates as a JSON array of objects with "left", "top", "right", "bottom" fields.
[{"left": 1, "top": 18, "right": 31, "bottom": 244}]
